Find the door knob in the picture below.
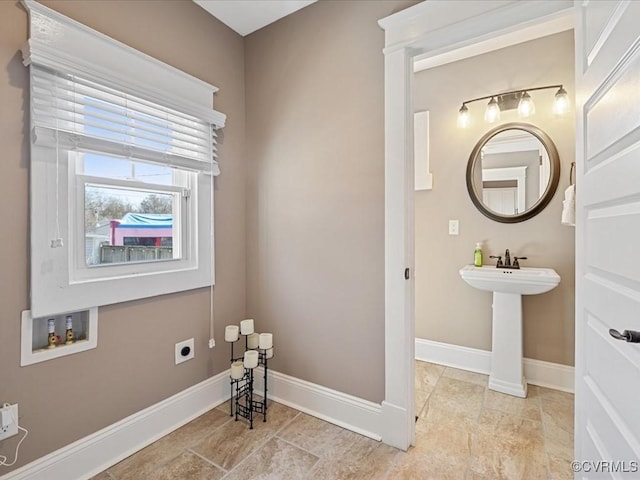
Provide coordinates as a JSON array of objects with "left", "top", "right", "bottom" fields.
[{"left": 609, "top": 329, "right": 640, "bottom": 343}]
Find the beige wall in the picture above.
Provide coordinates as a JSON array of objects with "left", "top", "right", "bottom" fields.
[
  {"left": 245, "top": 0, "right": 416, "bottom": 403},
  {"left": 413, "top": 31, "right": 576, "bottom": 366},
  {"left": 0, "top": 0, "right": 245, "bottom": 471}
]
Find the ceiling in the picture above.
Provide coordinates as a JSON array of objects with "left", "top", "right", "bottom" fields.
[{"left": 193, "top": 0, "right": 317, "bottom": 36}]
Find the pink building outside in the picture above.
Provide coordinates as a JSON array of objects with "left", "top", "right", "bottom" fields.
[{"left": 109, "top": 213, "right": 173, "bottom": 247}]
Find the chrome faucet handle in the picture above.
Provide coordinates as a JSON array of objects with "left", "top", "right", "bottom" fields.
[
  {"left": 489, "top": 255, "right": 503, "bottom": 267},
  {"left": 513, "top": 256, "right": 527, "bottom": 268}
]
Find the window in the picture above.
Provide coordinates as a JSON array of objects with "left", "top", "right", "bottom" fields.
[{"left": 23, "top": 1, "right": 225, "bottom": 317}]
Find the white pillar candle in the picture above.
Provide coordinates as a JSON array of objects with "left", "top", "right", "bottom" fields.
[
  {"left": 259, "top": 333, "right": 273, "bottom": 350},
  {"left": 266, "top": 348, "right": 274, "bottom": 359},
  {"left": 240, "top": 319, "right": 255, "bottom": 335},
  {"left": 244, "top": 350, "right": 259, "bottom": 369},
  {"left": 230, "top": 361, "right": 244, "bottom": 380},
  {"left": 247, "top": 333, "right": 259, "bottom": 349},
  {"left": 225, "top": 325, "right": 239, "bottom": 342}
]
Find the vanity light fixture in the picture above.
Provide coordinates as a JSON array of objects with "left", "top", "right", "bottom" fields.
[
  {"left": 517, "top": 91, "right": 535, "bottom": 117},
  {"left": 457, "top": 104, "right": 470, "bottom": 128},
  {"left": 484, "top": 97, "right": 501, "bottom": 123},
  {"left": 457, "top": 85, "right": 570, "bottom": 128},
  {"left": 552, "top": 86, "right": 570, "bottom": 115}
]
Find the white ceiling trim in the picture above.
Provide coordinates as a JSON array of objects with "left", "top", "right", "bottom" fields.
[
  {"left": 413, "top": 9, "right": 574, "bottom": 72},
  {"left": 193, "top": 0, "right": 317, "bottom": 36}
]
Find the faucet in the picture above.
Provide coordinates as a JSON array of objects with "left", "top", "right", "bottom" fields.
[{"left": 490, "top": 249, "right": 527, "bottom": 269}]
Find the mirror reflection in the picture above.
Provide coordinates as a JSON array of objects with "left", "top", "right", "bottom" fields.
[{"left": 466, "top": 123, "right": 560, "bottom": 223}]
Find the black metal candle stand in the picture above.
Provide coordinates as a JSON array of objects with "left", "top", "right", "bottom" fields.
[{"left": 228, "top": 336, "right": 270, "bottom": 429}]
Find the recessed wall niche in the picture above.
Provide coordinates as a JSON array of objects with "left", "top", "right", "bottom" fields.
[{"left": 20, "top": 308, "right": 98, "bottom": 366}]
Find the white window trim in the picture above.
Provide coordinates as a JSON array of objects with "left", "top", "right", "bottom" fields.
[
  {"left": 70, "top": 158, "right": 195, "bottom": 284},
  {"left": 22, "top": 0, "right": 225, "bottom": 317}
]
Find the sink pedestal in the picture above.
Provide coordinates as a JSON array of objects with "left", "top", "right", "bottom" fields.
[
  {"left": 459, "top": 264, "right": 561, "bottom": 399},
  {"left": 489, "top": 292, "right": 527, "bottom": 398}
]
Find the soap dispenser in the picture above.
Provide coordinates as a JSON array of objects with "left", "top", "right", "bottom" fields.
[{"left": 474, "top": 242, "right": 483, "bottom": 267}]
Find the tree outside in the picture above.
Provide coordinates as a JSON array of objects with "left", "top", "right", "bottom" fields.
[{"left": 85, "top": 188, "right": 173, "bottom": 233}]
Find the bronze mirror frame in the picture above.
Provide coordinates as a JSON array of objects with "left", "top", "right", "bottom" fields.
[{"left": 465, "top": 122, "right": 561, "bottom": 223}]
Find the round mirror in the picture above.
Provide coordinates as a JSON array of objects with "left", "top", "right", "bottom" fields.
[{"left": 466, "top": 123, "right": 560, "bottom": 223}]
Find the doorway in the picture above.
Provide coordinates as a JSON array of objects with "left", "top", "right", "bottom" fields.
[{"left": 378, "top": 0, "right": 575, "bottom": 451}]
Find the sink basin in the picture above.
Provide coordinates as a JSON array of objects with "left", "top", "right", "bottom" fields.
[{"left": 459, "top": 264, "right": 560, "bottom": 295}]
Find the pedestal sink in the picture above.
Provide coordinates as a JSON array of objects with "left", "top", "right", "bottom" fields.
[{"left": 459, "top": 264, "right": 560, "bottom": 398}]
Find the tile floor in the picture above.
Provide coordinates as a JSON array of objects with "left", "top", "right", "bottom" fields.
[{"left": 93, "top": 361, "right": 574, "bottom": 480}]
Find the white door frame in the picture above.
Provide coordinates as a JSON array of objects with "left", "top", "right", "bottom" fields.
[{"left": 378, "top": 0, "right": 574, "bottom": 450}]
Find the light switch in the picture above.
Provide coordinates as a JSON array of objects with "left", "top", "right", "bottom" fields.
[{"left": 448, "top": 219, "right": 459, "bottom": 235}]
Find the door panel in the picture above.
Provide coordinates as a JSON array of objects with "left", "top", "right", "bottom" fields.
[
  {"left": 585, "top": 314, "right": 640, "bottom": 436},
  {"left": 582, "top": 143, "right": 640, "bottom": 205},
  {"left": 585, "top": 44, "right": 640, "bottom": 161},
  {"left": 587, "top": 204, "right": 640, "bottom": 283},
  {"left": 576, "top": 0, "right": 640, "bottom": 476},
  {"left": 582, "top": 1, "right": 640, "bottom": 75},
  {"left": 584, "top": 1, "right": 621, "bottom": 63},
  {"left": 584, "top": 384, "right": 638, "bottom": 463}
]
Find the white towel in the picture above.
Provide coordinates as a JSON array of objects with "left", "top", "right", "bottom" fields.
[{"left": 561, "top": 184, "right": 575, "bottom": 226}]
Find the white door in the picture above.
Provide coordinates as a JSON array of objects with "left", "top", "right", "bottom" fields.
[
  {"left": 575, "top": 1, "right": 640, "bottom": 477},
  {"left": 483, "top": 187, "right": 517, "bottom": 215}
]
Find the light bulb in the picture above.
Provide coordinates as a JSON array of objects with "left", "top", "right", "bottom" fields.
[
  {"left": 553, "top": 87, "right": 570, "bottom": 115},
  {"left": 517, "top": 91, "right": 535, "bottom": 117},
  {"left": 457, "top": 104, "right": 470, "bottom": 128},
  {"left": 484, "top": 97, "right": 500, "bottom": 123}
]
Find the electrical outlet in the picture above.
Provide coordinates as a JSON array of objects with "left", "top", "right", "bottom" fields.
[
  {"left": 0, "top": 404, "right": 18, "bottom": 441},
  {"left": 175, "top": 338, "right": 195, "bottom": 365},
  {"left": 448, "top": 219, "right": 459, "bottom": 235}
]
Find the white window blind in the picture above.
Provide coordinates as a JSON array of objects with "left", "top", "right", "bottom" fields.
[{"left": 31, "top": 65, "right": 221, "bottom": 175}]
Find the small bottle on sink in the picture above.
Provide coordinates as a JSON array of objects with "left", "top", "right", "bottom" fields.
[{"left": 474, "top": 242, "right": 483, "bottom": 267}]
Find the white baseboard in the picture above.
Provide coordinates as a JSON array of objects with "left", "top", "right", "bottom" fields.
[
  {"left": 253, "top": 367, "right": 382, "bottom": 441},
  {"left": 1, "top": 371, "right": 230, "bottom": 480},
  {"left": 2, "top": 367, "right": 383, "bottom": 480},
  {"left": 2, "top": 341, "right": 572, "bottom": 480},
  {"left": 380, "top": 401, "right": 410, "bottom": 450},
  {"left": 415, "top": 338, "right": 574, "bottom": 393}
]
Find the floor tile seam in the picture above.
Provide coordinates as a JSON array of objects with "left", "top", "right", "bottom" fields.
[
  {"left": 419, "top": 416, "right": 480, "bottom": 437},
  {"left": 471, "top": 427, "right": 547, "bottom": 451},
  {"left": 475, "top": 384, "right": 490, "bottom": 425},
  {"left": 417, "top": 398, "right": 430, "bottom": 418},
  {"left": 539, "top": 399, "right": 575, "bottom": 424},
  {"left": 379, "top": 448, "right": 402, "bottom": 480},
  {"left": 112, "top": 448, "right": 186, "bottom": 480},
  {"left": 186, "top": 447, "right": 228, "bottom": 475},
  {"left": 538, "top": 392, "right": 552, "bottom": 448},
  {"left": 273, "top": 434, "right": 322, "bottom": 460},
  {"left": 480, "top": 405, "right": 545, "bottom": 424},
  {"left": 461, "top": 418, "right": 482, "bottom": 479},
  {"left": 180, "top": 414, "right": 236, "bottom": 449},
  {"left": 480, "top": 403, "right": 543, "bottom": 423},
  {"left": 275, "top": 433, "right": 334, "bottom": 480},
  {"left": 441, "top": 369, "right": 489, "bottom": 385},
  {"left": 271, "top": 410, "right": 302, "bottom": 437},
  {"left": 218, "top": 411, "right": 303, "bottom": 479},
  {"left": 538, "top": 404, "right": 574, "bottom": 478},
  {"left": 537, "top": 389, "right": 553, "bottom": 479},
  {"left": 539, "top": 397, "right": 575, "bottom": 413},
  {"left": 415, "top": 384, "right": 437, "bottom": 394}
]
